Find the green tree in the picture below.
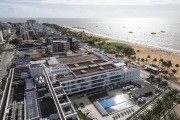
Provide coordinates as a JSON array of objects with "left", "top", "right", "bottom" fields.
[
  {"left": 171, "top": 69, "right": 177, "bottom": 75},
  {"left": 137, "top": 58, "right": 140, "bottom": 64},
  {"left": 175, "top": 64, "right": 179, "bottom": 73},
  {"left": 141, "top": 58, "right": 145, "bottom": 65},
  {"left": 158, "top": 58, "right": 163, "bottom": 68},
  {"left": 161, "top": 81, "right": 168, "bottom": 92},
  {"left": 137, "top": 50, "right": 140, "bottom": 59},
  {"left": 166, "top": 60, "right": 172, "bottom": 71},
  {"left": 152, "top": 58, "right": 157, "bottom": 65},
  {"left": 156, "top": 77, "right": 162, "bottom": 88},
  {"left": 9, "top": 38, "right": 20, "bottom": 45},
  {"left": 147, "top": 55, "right": 151, "bottom": 64},
  {"left": 149, "top": 75, "right": 155, "bottom": 84}
]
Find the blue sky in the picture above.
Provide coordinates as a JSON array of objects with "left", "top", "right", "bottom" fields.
[{"left": 0, "top": 0, "right": 180, "bottom": 18}]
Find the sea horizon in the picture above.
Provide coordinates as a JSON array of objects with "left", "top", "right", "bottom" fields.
[{"left": 1, "top": 17, "right": 180, "bottom": 54}]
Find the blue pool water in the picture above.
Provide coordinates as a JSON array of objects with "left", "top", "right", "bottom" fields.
[
  {"left": 98, "top": 95, "right": 127, "bottom": 108},
  {"left": 98, "top": 95, "right": 134, "bottom": 113}
]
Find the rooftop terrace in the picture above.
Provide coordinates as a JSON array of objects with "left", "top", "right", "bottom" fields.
[{"left": 67, "top": 60, "right": 117, "bottom": 76}]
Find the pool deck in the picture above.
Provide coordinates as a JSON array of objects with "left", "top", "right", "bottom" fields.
[{"left": 69, "top": 88, "right": 140, "bottom": 120}]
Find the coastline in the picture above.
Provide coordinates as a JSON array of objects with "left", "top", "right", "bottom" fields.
[{"left": 69, "top": 27, "right": 180, "bottom": 78}]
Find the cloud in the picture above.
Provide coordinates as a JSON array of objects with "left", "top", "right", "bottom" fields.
[
  {"left": 0, "top": 0, "right": 180, "bottom": 18},
  {"left": 2, "top": 0, "right": 180, "bottom": 5},
  {"left": 23, "top": 0, "right": 180, "bottom": 5}
]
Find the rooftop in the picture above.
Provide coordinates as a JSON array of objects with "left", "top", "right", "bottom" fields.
[
  {"left": 131, "top": 81, "right": 157, "bottom": 98},
  {"left": 67, "top": 60, "right": 117, "bottom": 76},
  {"left": 30, "top": 63, "right": 42, "bottom": 68},
  {"left": 47, "top": 57, "right": 59, "bottom": 65}
]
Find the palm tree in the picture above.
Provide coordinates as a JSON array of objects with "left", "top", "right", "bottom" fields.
[
  {"left": 137, "top": 50, "right": 140, "bottom": 59},
  {"left": 175, "top": 64, "right": 179, "bottom": 73},
  {"left": 171, "top": 69, "right": 177, "bottom": 75},
  {"left": 141, "top": 58, "right": 145, "bottom": 65},
  {"left": 158, "top": 58, "right": 164, "bottom": 68},
  {"left": 144, "top": 109, "right": 154, "bottom": 120},
  {"left": 147, "top": 55, "right": 151, "bottom": 64},
  {"left": 156, "top": 77, "right": 162, "bottom": 88},
  {"left": 161, "top": 81, "right": 168, "bottom": 92},
  {"left": 166, "top": 60, "right": 172, "bottom": 71},
  {"left": 152, "top": 58, "right": 157, "bottom": 65},
  {"left": 161, "top": 61, "right": 167, "bottom": 70},
  {"left": 164, "top": 70, "right": 168, "bottom": 77},
  {"left": 152, "top": 99, "right": 165, "bottom": 118},
  {"left": 137, "top": 58, "right": 140, "bottom": 64},
  {"left": 149, "top": 75, "right": 155, "bottom": 84}
]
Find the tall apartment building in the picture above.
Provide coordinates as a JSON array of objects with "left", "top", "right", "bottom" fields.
[
  {"left": 27, "top": 19, "right": 37, "bottom": 25},
  {"left": 47, "top": 37, "right": 80, "bottom": 54},
  {"left": 52, "top": 40, "right": 70, "bottom": 53},
  {"left": 0, "top": 31, "right": 4, "bottom": 42}
]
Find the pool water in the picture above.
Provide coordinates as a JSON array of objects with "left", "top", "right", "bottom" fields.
[{"left": 98, "top": 95, "right": 134, "bottom": 113}]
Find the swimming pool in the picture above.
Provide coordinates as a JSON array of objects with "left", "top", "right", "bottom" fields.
[{"left": 98, "top": 95, "right": 134, "bottom": 113}]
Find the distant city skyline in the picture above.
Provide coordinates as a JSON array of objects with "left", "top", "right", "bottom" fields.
[{"left": 0, "top": 0, "right": 180, "bottom": 18}]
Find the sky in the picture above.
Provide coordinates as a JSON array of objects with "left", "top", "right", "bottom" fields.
[{"left": 0, "top": 0, "right": 180, "bottom": 18}]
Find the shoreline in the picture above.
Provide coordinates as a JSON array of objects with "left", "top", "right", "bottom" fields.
[
  {"left": 68, "top": 27, "right": 180, "bottom": 55},
  {"left": 68, "top": 27, "right": 180, "bottom": 79}
]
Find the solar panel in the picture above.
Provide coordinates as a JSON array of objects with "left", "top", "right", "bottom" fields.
[{"left": 25, "top": 91, "right": 39, "bottom": 119}]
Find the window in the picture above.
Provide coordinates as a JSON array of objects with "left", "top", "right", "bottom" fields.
[
  {"left": 91, "top": 82, "right": 104, "bottom": 87},
  {"left": 77, "top": 79, "right": 85, "bottom": 83},
  {"left": 72, "top": 88, "right": 79, "bottom": 93},
  {"left": 81, "top": 83, "right": 88, "bottom": 86},
  {"left": 71, "top": 85, "right": 76, "bottom": 88},
  {"left": 61, "top": 83, "right": 66, "bottom": 86},
  {"left": 101, "top": 74, "right": 107, "bottom": 78},
  {"left": 110, "top": 75, "right": 121, "bottom": 79},
  {"left": 80, "top": 87, "right": 86, "bottom": 90},
  {"left": 91, "top": 76, "right": 98, "bottom": 80},
  {"left": 71, "top": 81, "right": 75, "bottom": 84},
  {"left": 92, "top": 79, "right": 104, "bottom": 83}
]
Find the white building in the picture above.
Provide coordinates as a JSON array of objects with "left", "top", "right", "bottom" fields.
[
  {"left": 0, "top": 31, "right": 4, "bottom": 42},
  {"left": 46, "top": 59, "right": 140, "bottom": 95}
]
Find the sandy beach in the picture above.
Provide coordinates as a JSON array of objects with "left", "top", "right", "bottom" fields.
[{"left": 70, "top": 28, "right": 180, "bottom": 79}]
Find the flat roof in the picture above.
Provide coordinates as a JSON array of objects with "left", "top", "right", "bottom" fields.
[
  {"left": 47, "top": 57, "right": 59, "bottom": 65},
  {"left": 67, "top": 60, "right": 117, "bottom": 76},
  {"left": 25, "top": 91, "right": 39, "bottom": 119},
  {"left": 145, "top": 65, "right": 159, "bottom": 71},
  {"left": 131, "top": 81, "right": 157, "bottom": 98},
  {"left": 30, "top": 63, "right": 42, "bottom": 68}
]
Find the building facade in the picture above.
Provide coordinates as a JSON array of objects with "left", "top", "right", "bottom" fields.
[
  {"left": 0, "top": 31, "right": 4, "bottom": 42},
  {"left": 52, "top": 41, "right": 70, "bottom": 53}
]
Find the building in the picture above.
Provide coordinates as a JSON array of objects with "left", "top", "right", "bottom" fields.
[
  {"left": 0, "top": 31, "right": 4, "bottom": 42},
  {"left": 27, "top": 19, "right": 37, "bottom": 25},
  {"left": 46, "top": 59, "right": 140, "bottom": 95},
  {"left": 46, "top": 37, "right": 80, "bottom": 53},
  {"left": 52, "top": 40, "right": 70, "bottom": 53},
  {"left": 0, "top": 64, "right": 79, "bottom": 120},
  {"left": 0, "top": 55, "right": 140, "bottom": 120}
]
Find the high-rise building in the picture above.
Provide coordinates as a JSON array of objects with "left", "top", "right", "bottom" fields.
[
  {"left": 0, "top": 31, "right": 4, "bottom": 42},
  {"left": 27, "top": 19, "right": 37, "bottom": 25},
  {"left": 52, "top": 40, "right": 70, "bottom": 53}
]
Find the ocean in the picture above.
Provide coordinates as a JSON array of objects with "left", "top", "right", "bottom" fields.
[{"left": 1, "top": 18, "right": 180, "bottom": 53}]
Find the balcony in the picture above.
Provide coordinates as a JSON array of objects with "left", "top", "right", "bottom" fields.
[
  {"left": 62, "top": 105, "right": 74, "bottom": 116},
  {"left": 58, "top": 95, "right": 69, "bottom": 104}
]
